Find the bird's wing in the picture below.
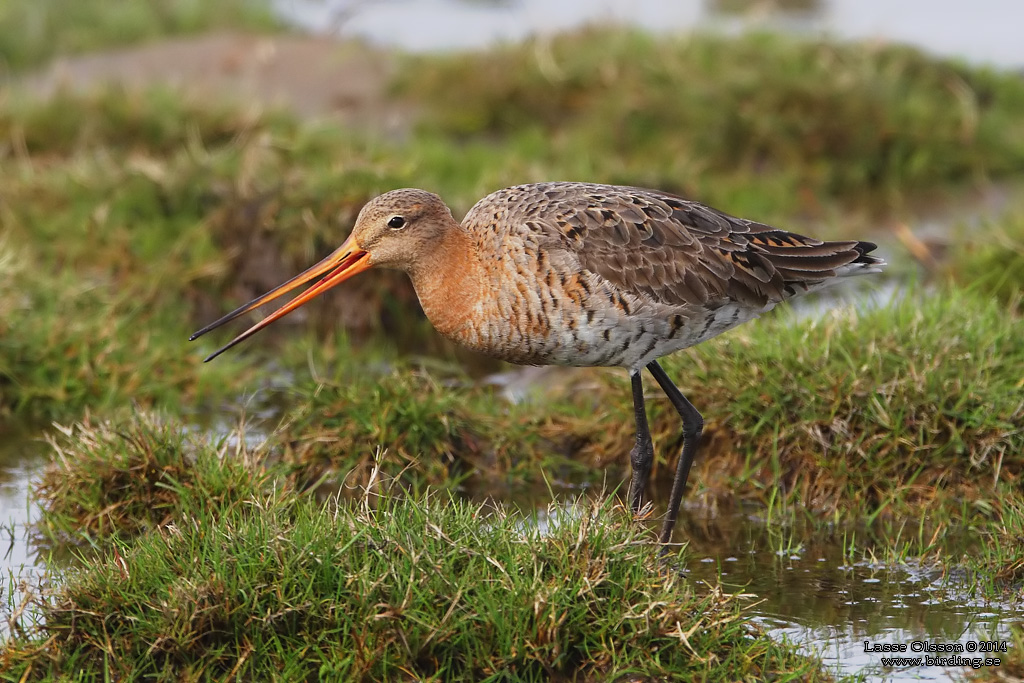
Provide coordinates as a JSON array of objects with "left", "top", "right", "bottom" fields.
[{"left": 490, "top": 182, "right": 873, "bottom": 308}]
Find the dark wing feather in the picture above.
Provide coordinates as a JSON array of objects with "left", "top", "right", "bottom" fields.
[{"left": 500, "top": 182, "right": 875, "bottom": 308}]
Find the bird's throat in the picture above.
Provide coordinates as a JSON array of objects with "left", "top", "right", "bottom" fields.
[{"left": 408, "top": 228, "right": 487, "bottom": 345}]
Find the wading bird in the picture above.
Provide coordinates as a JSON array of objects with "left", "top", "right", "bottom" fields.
[{"left": 191, "top": 182, "right": 883, "bottom": 547}]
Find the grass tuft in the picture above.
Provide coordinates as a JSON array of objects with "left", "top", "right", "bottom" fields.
[
  {"left": 966, "top": 497, "right": 1024, "bottom": 600},
  {"left": 0, "top": 85, "right": 296, "bottom": 157},
  {"left": 279, "top": 369, "right": 482, "bottom": 493},
  {"left": 3, "top": 488, "right": 828, "bottom": 681},
  {"left": 33, "top": 411, "right": 284, "bottom": 544}
]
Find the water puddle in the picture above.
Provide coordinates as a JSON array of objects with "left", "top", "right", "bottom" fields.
[
  {"left": 682, "top": 517, "right": 1017, "bottom": 681},
  {"left": 0, "top": 422, "right": 50, "bottom": 620},
  {"left": 528, "top": 497, "right": 1021, "bottom": 682},
  {"left": 274, "top": 0, "right": 1024, "bottom": 68}
]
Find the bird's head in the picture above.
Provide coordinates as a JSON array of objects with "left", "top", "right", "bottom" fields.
[
  {"left": 348, "top": 188, "right": 456, "bottom": 271},
  {"left": 190, "top": 188, "right": 457, "bottom": 361}
]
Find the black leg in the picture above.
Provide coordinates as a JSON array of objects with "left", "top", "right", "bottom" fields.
[
  {"left": 646, "top": 360, "right": 704, "bottom": 549},
  {"left": 627, "top": 370, "right": 654, "bottom": 514}
]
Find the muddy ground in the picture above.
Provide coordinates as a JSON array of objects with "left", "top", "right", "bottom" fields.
[{"left": 13, "top": 31, "right": 412, "bottom": 130}]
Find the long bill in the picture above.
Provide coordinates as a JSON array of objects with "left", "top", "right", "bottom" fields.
[{"left": 189, "top": 235, "right": 372, "bottom": 362}]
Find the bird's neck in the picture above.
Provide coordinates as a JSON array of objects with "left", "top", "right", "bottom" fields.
[{"left": 407, "top": 227, "right": 486, "bottom": 341}]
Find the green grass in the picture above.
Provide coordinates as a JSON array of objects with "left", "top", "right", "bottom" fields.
[
  {"left": 965, "top": 628, "right": 1023, "bottom": 681},
  {"left": 0, "top": 85, "right": 298, "bottom": 156},
  {"left": 963, "top": 496, "right": 1024, "bottom": 600},
  {"left": 396, "top": 29, "right": 1024, "bottom": 215},
  {"left": 2, "top": 486, "right": 830, "bottom": 682},
  {"left": 0, "top": 241, "right": 252, "bottom": 419},
  {"left": 276, "top": 288, "right": 1023, "bottom": 526},
  {"left": 0, "top": 0, "right": 280, "bottom": 72},
  {"left": 0, "top": 87, "right": 428, "bottom": 369},
  {"left": 33, "top": 411, "right": 285, "bottom": 545},
  {"left": 944, "top": 208, "right": 1024, "bottom": 310},
  {"left": 275, "top": 364, "right": 600, "bottom": 497},
  {"left": 0, "top": 88, "right": 366, "bottom": 418}
]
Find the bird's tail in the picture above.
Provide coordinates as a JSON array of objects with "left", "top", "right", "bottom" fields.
[{"left": 835, "top": 240, "right": 886, "bottom": 278}]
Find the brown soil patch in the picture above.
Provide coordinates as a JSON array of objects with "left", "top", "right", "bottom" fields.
[{"left": 14, "top": 31, "right": 412, "bottom": 131}]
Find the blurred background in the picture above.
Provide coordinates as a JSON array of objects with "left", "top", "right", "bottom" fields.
[{"left": 277, "top": 0, "right": 1024, "bottom": 63}]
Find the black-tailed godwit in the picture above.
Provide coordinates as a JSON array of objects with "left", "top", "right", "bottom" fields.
[{"left": 191, "top": 182, "right": 884, "bottom": 546}]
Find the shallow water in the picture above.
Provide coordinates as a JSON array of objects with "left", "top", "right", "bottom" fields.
[
  {"left": 682, "top": 517, "right": 1017, "bottom": 681},
  {"left": 532, "top": 499, "right": 1022, "bottom": 682},
  {"left": 0, "top": 423, "right": 49, "bottom": 614},
  {"left": 274, "top": 0, "right": 1024, "bottom": 68}
]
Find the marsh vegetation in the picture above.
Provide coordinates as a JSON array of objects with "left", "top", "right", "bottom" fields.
[{"left": 1, "top": 3, "right": 1022, "bottom": 679}]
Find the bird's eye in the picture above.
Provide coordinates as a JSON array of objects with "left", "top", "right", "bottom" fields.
[{"left": 387, "top": 215, "right": 406, "bottom": 229}]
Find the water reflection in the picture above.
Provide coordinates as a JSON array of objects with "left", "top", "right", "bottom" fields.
[
  {"left": 525, "top": 497, "right": 1020, "bottom": 682},
  {"left": 0, "top": 422, "right": 49, "bottom": 633}
]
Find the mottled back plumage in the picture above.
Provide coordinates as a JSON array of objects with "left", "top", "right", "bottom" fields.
[
  {"left": 438, "top": 182, "right": 882, "bottom": 370},
  {"left": 466, "top": 182, "right": 879, "bottom": 309}
]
